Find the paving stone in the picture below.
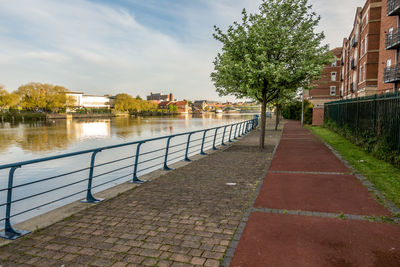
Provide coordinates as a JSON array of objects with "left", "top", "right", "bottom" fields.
[{"left": 0, "top": 126, "right": 279, "bottom": 266}]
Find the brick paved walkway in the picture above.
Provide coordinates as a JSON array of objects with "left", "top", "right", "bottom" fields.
[
  {"left": 230, "top": 121, "right": 400, "bottom": 267},
  {"left": 0, "top": 123, "right": 280, "bottom": 266}
]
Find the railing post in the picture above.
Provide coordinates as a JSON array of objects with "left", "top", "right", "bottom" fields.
[
  {"left": 163, "top": 136, "right": 174, "bottom": 170},
  {"left": 0, "top": 166, "right": 30, "bottom": 240},
  {"left": 200, "top": 130, "right": 209, "bottom": 155},
  {"left": 221, "top": 126, "right": 228, "bottom": 146},
  {"left": 237, "top": 123, "right": 242, "bottom": 137},
  {"left": 229, "top": 125, "right": 234, "bottom": 142},
  {"left": 234, "top": 123, "right": 238, "bottom": 139},
  {"left": 131, "top": 142, "right": 147, "bottom": 183},
  {"left": 212, "top": 127, "right": 220, "bottom": 150},
  {"left": 82, "top": 150, "right": 104, "bottom": 203},
  {"left": 184, "top": 133, "right": 193, "bottom": 162}
]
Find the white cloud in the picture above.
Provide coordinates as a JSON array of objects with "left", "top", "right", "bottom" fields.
[{"left": 0, "top": 0, "right": 369, "bottom": 100}]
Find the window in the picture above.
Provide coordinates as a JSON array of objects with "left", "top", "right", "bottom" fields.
[
  {"left": 331, "top": 72, "right": 337, "bottom": 81},
  {"left": 359, "top": 66, "right": 362, "bottom": 81},
  {"left": 363, "top": 63, "right": 366, "bottom": 81},
  {"left": 331, "top": 61, "right": 337, "bottom": 67},
  {"left": 330, "top": 86, "right": 336, "bottom": 96},
  {"left": 364, "top": 37, "right": 367, "bottom": 54},
  {"left": 360, "top": 40, "right": 364, "bottom": 56},
  {"left": 387, "top": 59, "right": 392, "bottom": 68}
]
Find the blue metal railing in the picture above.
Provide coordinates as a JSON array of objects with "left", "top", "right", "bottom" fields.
[{"left": 0, "top": 119, "right": 257, "bottom": 240}]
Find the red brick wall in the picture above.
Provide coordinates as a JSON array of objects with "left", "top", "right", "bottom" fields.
[
  {"left": 378, "top": 0, "right": 397, "bottom": 93},
  {"left": 310, "top": 48, "right": 342, "bottom": 99},
  {"left": 312, "top": 107, "right": 324, "bottom": 126}
]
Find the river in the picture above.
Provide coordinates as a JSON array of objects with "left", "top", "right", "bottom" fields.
[{"left": 0, "top": 113, "right": 255, "bottom": 226}]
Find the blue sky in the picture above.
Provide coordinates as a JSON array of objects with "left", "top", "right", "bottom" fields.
[{"left": 0, "top": 0, "right": 365, "bottom": 101}]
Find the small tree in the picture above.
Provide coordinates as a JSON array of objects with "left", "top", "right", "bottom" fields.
[{"left": 211, "top": 0, "right": 331, "bottom": 148}]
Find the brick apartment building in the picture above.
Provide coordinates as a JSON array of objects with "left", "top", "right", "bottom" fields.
[
  {"left": 379, "top": 0, "right": 400, "bottom": 93},
  {"left": 306, "top": 1, "right": 400, "bottom": 125},
  {"left": 307, "top": 48, "right": 342, "bottom": 125},
  {"left": 339, "top": 0, "right": 400, "bottom": 97},
  {"left": 341, "top": 1, "right": 382, "bottom": 98}
]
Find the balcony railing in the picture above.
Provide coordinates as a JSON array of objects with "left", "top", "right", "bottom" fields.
[
  {"left": 385, "top": 28, "right": 400, "bottom": 49},
  {"left": 0, "top": 119, "right": 257, "bottom": 240},
  {"left": 350, "top": 82, "right": 355, "bottom": 93},
  {"left": 384, "top": 64, "right": 400, "bottom": 83},
  {"left": 351, "top": 59, "right": 356, "bottom": 69},
  {"left": 352, "top": 35, "right": 358, "bottom": 47},
  {"left": 387, "top": 0, "right": 400, "bottom": 16}
]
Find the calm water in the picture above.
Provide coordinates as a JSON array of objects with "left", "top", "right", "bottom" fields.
[{"left": 0, "top": 113, "right": 254, "bottom": 225}]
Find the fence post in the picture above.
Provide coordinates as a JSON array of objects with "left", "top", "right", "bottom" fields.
[
  {"left": 131, "top": 142, "right": 147, "bottom": 183},
  {"left": 229, "top": 125, "right": 234, "bottom": 142},
  {"left": 373, "top": 94, "right": 377, "bottom": 133},
  {"left": 0, "top": 166, "right": 30, "bottom": 240},
  {"left": 221, "top": 126, "right": 228, "bottom": 146},
  {"left": 212, "top": 127, "right": 220, "bottom": 150},
  {"left": 163, "top": 136, "right": 174, "bottom": 170},
  {"left": 82, "top": 150, "right": 104, "bottom": 203},
  {"left": 234, "top": 123, "right": 238, "bottom": 139},
  {"left": 238, "top": 123, "right": 243, "bottom": 137},
  {"left": 184, "top": 133, "right": 193, "bottom": 162},
  {"left": 200, "top": 130, "right": 209, "bottom": 155}
]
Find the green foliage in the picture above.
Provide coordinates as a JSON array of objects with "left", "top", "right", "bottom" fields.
[
  {"left": 211, "top": 0, "right": 331, "bottom": 102},
  {"left": 0, "top": 86, "right": 20, "bottom": 109},
  {"left": 308, "top": 125, "right": 400, "bottom": 209},
  {"left": 324, "top": 119, "right": 400, "bottom": 168},
  {"left": 281, "top": 100, "right": 313, "bottom": 124},
  {"left": 17, "top": 82, "right": 69, "bottom": 112},
  {"left": 168, "top": 104, "right": 178, "bottom": 113},
  {"left": 114, "top": 93, "right": 157, "bottom": 113}
]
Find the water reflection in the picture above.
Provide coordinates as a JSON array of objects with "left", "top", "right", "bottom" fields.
[{"left": 0, "top": 114, "right": 253, "bottom": 165}]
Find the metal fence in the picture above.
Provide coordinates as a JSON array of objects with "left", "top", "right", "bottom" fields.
[
  {"left": 324, "top": 92, "right": 400, "bottom": 152},
  {"left": 0, "top": 119, "right": 257, "bottom": 240}
]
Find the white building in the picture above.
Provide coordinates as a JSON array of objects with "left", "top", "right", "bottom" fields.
[{"left": 66, "top": 92, "right": 111, "bottom": 109}]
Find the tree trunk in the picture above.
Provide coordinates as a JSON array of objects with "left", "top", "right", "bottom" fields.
[
  {"left": 259, "top": 90, "right": 267, "bottom": 150},
  {"left": 275, "top": 104, "right": 280, "bottom": 131}
]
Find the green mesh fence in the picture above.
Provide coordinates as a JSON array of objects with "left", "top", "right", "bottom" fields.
[{"left": 324, "top": 92, "right": 400, "bottom": 152}]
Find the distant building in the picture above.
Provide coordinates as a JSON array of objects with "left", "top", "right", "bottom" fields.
[
  {"left": 175, "top": 101, "right": 189, "bottom": 113},
  {"left": 307, "top": 47, "right": 342, "bottom": 125},
  {"left": 147, "top": 92, "right": 173, "bottom": 103},
  {"left": 193, "top": 100, "right": 218, "bottom": 110},
  {"left": 158, "top": 101, "right": 172, "bottom": 110},
  {"left": 66, "top": 92, "right": 111, "bottom": 109}
]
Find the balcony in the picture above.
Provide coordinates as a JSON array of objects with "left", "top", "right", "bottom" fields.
[
  {"left": 351, "top": 59, "right": 356, "bottom": 69},
  {"left": 350, "top": 83, "right": 355, "bottom": 93},
  {"left": 384, "top": 64, "right": 400, "bottom": 83},
  {"left": 385, "top": 28, "right": 400, "bottom": 49},
  {"left": 387, "top": 0, "right": 400, "bottom": 16},
  {"left": 352, "top": 35, "right": 358, "bottom": 47}
]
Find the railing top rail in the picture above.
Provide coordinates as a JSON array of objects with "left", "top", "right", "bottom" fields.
[{"left": 0, "top": 119, "right": 254, "bottom": 170}]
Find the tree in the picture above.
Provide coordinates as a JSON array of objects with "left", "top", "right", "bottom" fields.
[
  {"left": 17, "top": 82, "right": 70, "bottom": 112},
  {"left": 114, "top": 93, "right": 134, "bottom": 111},
  {"left": 0, "top": 86, "right": 20, "bottom": 110},
  {"left": 211, "top": 0, "right": 332, "bottom": 148}
]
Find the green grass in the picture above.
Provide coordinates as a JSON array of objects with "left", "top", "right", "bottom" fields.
[{"left": 306, "top": 126, "right": 400, "bottom": 210}]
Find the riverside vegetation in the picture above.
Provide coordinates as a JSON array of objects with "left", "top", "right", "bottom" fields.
[{"left": 0, "top": 83, "right": 177, "bottom": 122}]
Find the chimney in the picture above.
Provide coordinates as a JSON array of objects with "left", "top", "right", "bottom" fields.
[{"left": 169, "top": 93, "right": 173, "bottom": 101}]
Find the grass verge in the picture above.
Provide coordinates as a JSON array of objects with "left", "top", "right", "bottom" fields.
[{"left": 306, "top": 126, "right": 400, "bottom": 210}]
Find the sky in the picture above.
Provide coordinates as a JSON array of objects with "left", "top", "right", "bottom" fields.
[{"left": 0, "top": 0, "right": 366, "bottom": 101}]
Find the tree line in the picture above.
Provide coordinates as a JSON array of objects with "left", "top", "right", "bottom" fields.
[{"left": 0, "top": 83, "right": 161, "bottom": 113}]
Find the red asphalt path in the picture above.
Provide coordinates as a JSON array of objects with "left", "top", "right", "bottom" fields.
[{"left": 231, "top": 121, "right": 400, "bottom": 267}]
